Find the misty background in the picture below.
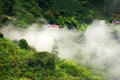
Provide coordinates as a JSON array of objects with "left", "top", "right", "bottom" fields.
[
  {"left": 1, "top": 20, "right": 120, "bottom": 80},
  {"left": 1, "top": 0, "right": 120, "bottom": 80}
]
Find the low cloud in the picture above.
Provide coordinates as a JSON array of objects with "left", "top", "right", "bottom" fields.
[{"left": 1, "top": 20, "right": 120, "bottom": 80}]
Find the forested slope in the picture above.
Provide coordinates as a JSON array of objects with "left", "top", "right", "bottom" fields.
[
  {"left": 0, "top": 0, "right": 119, "bottom": 80},
  {"left": 0, "top": 0, "right": 120, "bottom": 28},
  {"left": 0, "top": 36, "right": 107, "bottom": 80}
]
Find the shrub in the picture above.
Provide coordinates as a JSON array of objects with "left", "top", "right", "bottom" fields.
[
  {"left": 19, "top": 39, "right": 29, "bottom": 50},
  {"left": 59, "top": 60, "right": 102, "bottom": 80},
  {"left": 0, "top": 33, "right": 4, "bottom": 38},
  {"left": 28, "top": 51, "right": 57, "bottom": 69}
]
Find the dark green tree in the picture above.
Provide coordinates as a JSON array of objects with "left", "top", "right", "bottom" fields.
[
  {"left": 19, "top": 39, "right": 28, "bottom": 50},
  {"left": 0, "top": 33, "right": 4, "bottom": 38},
  {"left": 28, "top": 51, "right": 57, "bottom": 69}
]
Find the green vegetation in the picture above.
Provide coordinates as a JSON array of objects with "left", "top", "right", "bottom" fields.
[
  {"left": 0, "top": 0, "right": 42, "bottom": 28},
  {"left": 0, "top": 37, "right": 108, "bottom": 80},
  {"left": 0, "top": 0, "right": 120, "bottom": 29},
  {"left": 0, "top": 0, "right": 118, "bottom": 79},
  {"left": 0, "top": 33, "right": 4, "bottom": 38},
  {"left": 19, "top": 39, "right": 29, "bottom": 50}
]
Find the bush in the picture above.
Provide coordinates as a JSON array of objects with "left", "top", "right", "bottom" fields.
[
  {"left": 77, "top": 23, "right": 88, "bottom": 31},
  {"left": 28, "top": 51, "right": 57, "bottom": 69},
  {"left": 0, "top": 33, "right": 4, "bottom": 38},
  {"left": 59, "top": 60, "right": 102, "bottom": 80},
  {"left": 19, "top": 39, "right": 29, "bottom": 50}
]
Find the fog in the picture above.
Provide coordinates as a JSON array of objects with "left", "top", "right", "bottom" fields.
[{"left": 1, "top": 20, "right": 120, "bottom": 80}]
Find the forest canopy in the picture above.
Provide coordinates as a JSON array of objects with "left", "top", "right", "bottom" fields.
[{"left": 0, "top": 0, "right": 120, "bottom": 28}]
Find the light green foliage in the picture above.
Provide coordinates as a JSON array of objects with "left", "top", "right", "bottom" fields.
[
  {"left": 0, "top": 38, "right": 26, "bottom": 79},
  {"left": 59, "top": 60, "right": 103, "bottom": 80},
  {"left": 77, "top": 23, "right": 88, "bottom": 32},
  {"left": 57, "top": 16, "right": 78, "bottom": 29},
  {"left": 0, "top": 38, "right": 107, "bottom": 80}
]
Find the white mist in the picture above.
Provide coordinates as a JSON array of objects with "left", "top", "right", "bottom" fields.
[{"left": 1, "top": 20, "right": 120, "bottom": 80}]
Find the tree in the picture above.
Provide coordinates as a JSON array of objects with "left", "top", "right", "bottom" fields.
[
  {"left": 0, "top": 33, "right": 4, "bottom": 38},
  {"left": 19, "top": 39, "right": 28, "bottom": 50},
  {"left": 28, "top": 51, "right": 57, "bottom": 69},
  {"left": 51, "top": 39, "right": 59, "bottom": 55}
]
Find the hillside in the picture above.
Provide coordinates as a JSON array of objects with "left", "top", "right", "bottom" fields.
[
  {"left": 0, "top": 36, "right": 107, "bottom": 80},
  {"left": 0, "top": 0, "right": 120, "bottom": 28},
  {"left": 0, "top": 0, "right": 120, "bottom": 80}
]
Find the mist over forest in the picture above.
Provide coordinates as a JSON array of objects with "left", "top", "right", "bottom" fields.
[{"left": 0, "top": 0, "right": 120, "bottom": 80}]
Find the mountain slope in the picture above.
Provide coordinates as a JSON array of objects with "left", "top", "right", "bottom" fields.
[{"left": 0, "top": 37, "right": 107, "bottom": 80}]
